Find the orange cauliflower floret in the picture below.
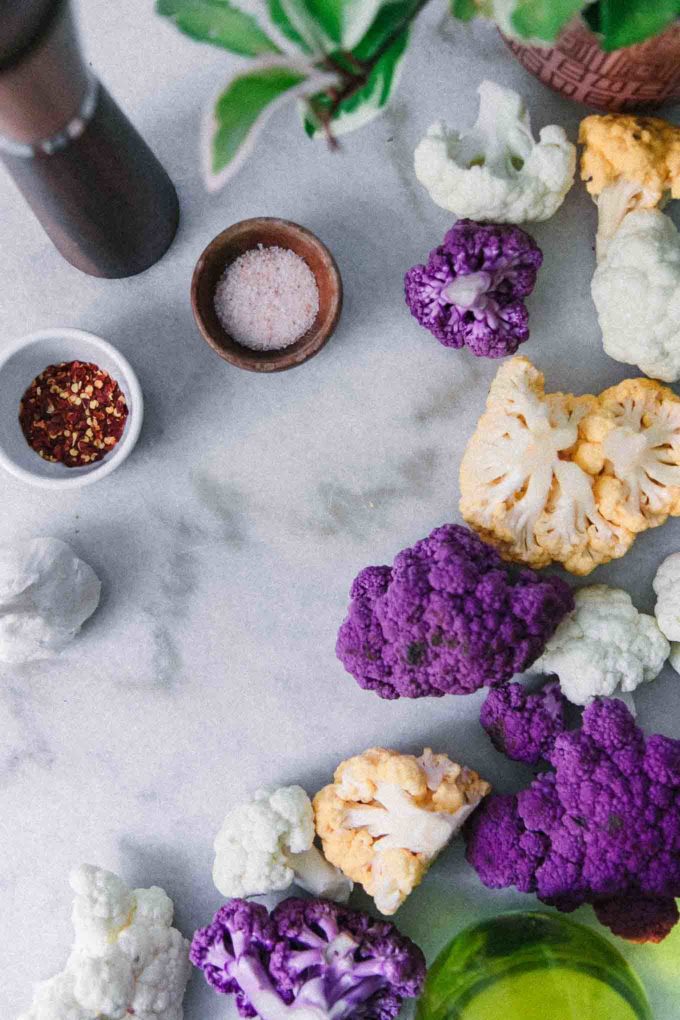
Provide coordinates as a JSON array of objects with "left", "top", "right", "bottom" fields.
[
  {"left": 580, "top": 114, "right": 680, "bottom": 258},
  {"left": 580, "top": 114, "right": 680, "bottom": 203},
  {"left": 460, "top": 359, "right": 680, "bottom": 575},
  {"left": 313, "top": 748, "right": 490, "bottom": 915},
  {"left": 459, "top": 357, "right": 632, "bottom": 575},
  {"left": 577, "top": 378, "right": 680, "bottom": 534}
]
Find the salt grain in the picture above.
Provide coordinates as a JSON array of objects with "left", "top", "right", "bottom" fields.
[{"left": 214, "top": 245, "right": 320, "bottom": 351}]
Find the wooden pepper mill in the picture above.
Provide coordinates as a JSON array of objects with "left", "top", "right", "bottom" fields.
[{"left": 0, "top": 0, "right": 179, "bottom": 278}]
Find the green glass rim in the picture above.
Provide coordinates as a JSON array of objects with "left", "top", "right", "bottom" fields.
[{"left": 417, "top": 911, "right": 653, "bottom": 1020}]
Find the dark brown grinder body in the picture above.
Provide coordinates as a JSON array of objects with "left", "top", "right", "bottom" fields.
[{"left": 0, "top": 0, "right": 179, "bottom": 278}]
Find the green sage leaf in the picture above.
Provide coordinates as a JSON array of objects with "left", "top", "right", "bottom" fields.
[
  {"left": 315, "top": 0, "right": 387, "bottom": 48},
  {"left": 353, "top": 0, "right": 423, "bottom": 58},
  {"left": 510, "top": 0, "right": 587, "bottom": 42},
  {"left": 303, "top": 24, "right": 409, "bottom": 138},
  {"left": 596, "top": 0, "right": 679, "bottom": 51},
  {"left": 583, "top": 2, "right": 601, "bottom": 33},
  {"left": 268, "top": 0, "right": 386, "bottom": 51},
  {"left": 450, "top": 0, "right": 477, "bottom": 21},
  {"left": 266, "top": 0, "right": 315, "bottom": 53},
  {"left": 207, "top": 64, "right": 307, "bottom": 189},
  {"left": 265, "top": 0, "right": 329, "bottom": 53},
  {"left": 157, "top": 0, "right": 280, "bottom": 56}
]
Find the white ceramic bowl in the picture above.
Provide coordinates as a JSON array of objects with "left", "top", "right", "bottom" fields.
[{"left": 0, "top": 328, "right": 143, "bottom": 489}]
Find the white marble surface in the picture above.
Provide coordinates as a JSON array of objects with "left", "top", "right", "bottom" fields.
[{"left": 1, "top": 2, "right": 679, "bottom": 1016}]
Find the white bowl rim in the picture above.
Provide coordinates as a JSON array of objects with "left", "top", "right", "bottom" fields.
[{"left": 0, "top": 327, "right": 144, "bottom": 490}]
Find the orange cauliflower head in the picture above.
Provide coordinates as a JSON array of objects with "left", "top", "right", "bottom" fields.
[
  {"left": 313, "top": 748, "right": 490, "bottom": 915},
  {"left": 459, "top": 357, "right": 632, "bottom": 575},
  {"left": 461, "top": 359, "right": 680, "bottom": 574}
]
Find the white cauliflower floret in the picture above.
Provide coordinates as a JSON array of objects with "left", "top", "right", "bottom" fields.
[
  {"left": 459, "top": 357, "right": 631, "bottom": 574},
  {"left": 414, "top": 80, "right": 575, "bottom": 222},
  {"left": 592, "top": 210, "right": 680, "bottom": 382},
  {"left": 19, "top": 865, "right": 191, "bottom": 1020},
  {"left": 212, "top": 785, "right": 352, "bottom": 902},
  {"left": 0, "top": 537, "right": 100, "bottom": 663},
  {"left": 654, "top": 552, "right": 680, "bottom": 640},
  {"left": 534, "top": 585, "right": 670, "bottom": 706},
  {"left": 69, "top": 864, "right": 136, "bottom": 951},
  {"left": 653, "top": 552, "right": 680, "bottom": 674}
]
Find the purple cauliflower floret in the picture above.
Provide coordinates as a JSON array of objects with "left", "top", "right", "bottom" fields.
[
  {"left": 336, "top": 524, "right": 573, "bottom": 699},
  {"left": 191, "top": 897, "right": 426, "bottom": 1019},
  {"left": 465, "top": 698, "right": 680, "bottom": 943},
  {"left": 481, "top": 681, "right": 568, "bottom": 764},
  {"left": 594, "top": 894, "right": 679, "bottom": 944},
  {"left": 271, "top": 898, "right": 426, "bottom": 1018},
  {"left": 404, "top": 219, "right": 543, "bottom": 357},
  {"left": 190, "top": 900, "right": 278, "bottom": 1017}
]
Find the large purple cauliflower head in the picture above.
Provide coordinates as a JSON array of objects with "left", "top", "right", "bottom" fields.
[
  {"left": 336, "top": 524, "right": 573, "bottom": 699},
  {"left": 191, "top": 897, "right": 426, "bottom": 1020},
  {"left": 481, "top": 681, "right": 568, "bottom": 764},
  {"left": 466, "top": 698, "right": 680, "bottom": 943},
  {"left": 404, "top": 219, "right": 543, "bottom": 358}
]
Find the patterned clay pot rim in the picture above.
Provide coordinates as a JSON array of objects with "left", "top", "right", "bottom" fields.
[{"left": 504, "top": 18, "right": 680, "bottom": 112}]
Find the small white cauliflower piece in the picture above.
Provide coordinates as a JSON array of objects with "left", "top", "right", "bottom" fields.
[
  {"left": 0, "top": 537, "right": 100, "bottom": 663},
  {"left": 459, "top": 357, "right": 632, "bottom": 574},
  {"left": 414, "top": 80, "right": 575, "bottom": 222},
  {"left": 592, "top": 210, "right": 680, "bottom": 382},
  {"left": 18, "top": 864, "right": 191, "bottom": 1020},
  {"left": 212, "top": 785, "right": 352, "bottom": 902},
  {"left": 534, "top": 585, "right": 670, "bottom": 706},
  {"left": 653, "top": 552, "right": 680, "bottom": 673}
]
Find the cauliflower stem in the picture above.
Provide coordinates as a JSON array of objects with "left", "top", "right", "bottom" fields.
[
  {"left": 593, "top": 179, "right": 651, "bottom": 261},
  {"left": 286, "top": 846, "right": 353, "bottom": 902}
]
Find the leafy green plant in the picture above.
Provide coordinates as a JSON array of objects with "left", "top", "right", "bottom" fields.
[
  {"left": 480, "top": 0, "right": 679, "bottom": 48},
  {"left": 157, "top": 0, "right": 427, "bottom": 189},
  {"left": 157, "top": 0, "right": 679, "bottom": 190}
]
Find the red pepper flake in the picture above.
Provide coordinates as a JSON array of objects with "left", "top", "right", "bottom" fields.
[{"left": 18, "top": 361, "right": 129, "bottom": 468}]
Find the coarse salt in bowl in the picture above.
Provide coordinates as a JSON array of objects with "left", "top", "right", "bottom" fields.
[
  {"left": 191, "top": 218, "right": 343, "bottom": 373},
  {"left": 0, "top": 328, "right": 143, "bottom": 489},
  {"left": 214, "top": 244, "right": 320, "bottom": 352}
]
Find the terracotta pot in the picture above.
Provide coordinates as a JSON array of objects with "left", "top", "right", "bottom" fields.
[{"left": 504, "top": 19, "right": 680, "bottom": 112}]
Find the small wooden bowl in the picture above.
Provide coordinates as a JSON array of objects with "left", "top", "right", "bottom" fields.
[{"left": 191, "top": 218, "right": 343, "bottom": 372}]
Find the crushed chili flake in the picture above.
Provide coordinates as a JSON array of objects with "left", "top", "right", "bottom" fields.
[{"left": 19, "top": 361, "right": 128, "bottom": 468}]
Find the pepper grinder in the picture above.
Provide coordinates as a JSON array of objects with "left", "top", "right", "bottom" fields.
[{"left": 0, "top": 0, "right": 179, "bottom": 278}]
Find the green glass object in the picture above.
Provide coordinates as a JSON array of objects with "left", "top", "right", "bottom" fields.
[{"left": 417, "top": 912, "right": 653, "bottom": 1020}]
